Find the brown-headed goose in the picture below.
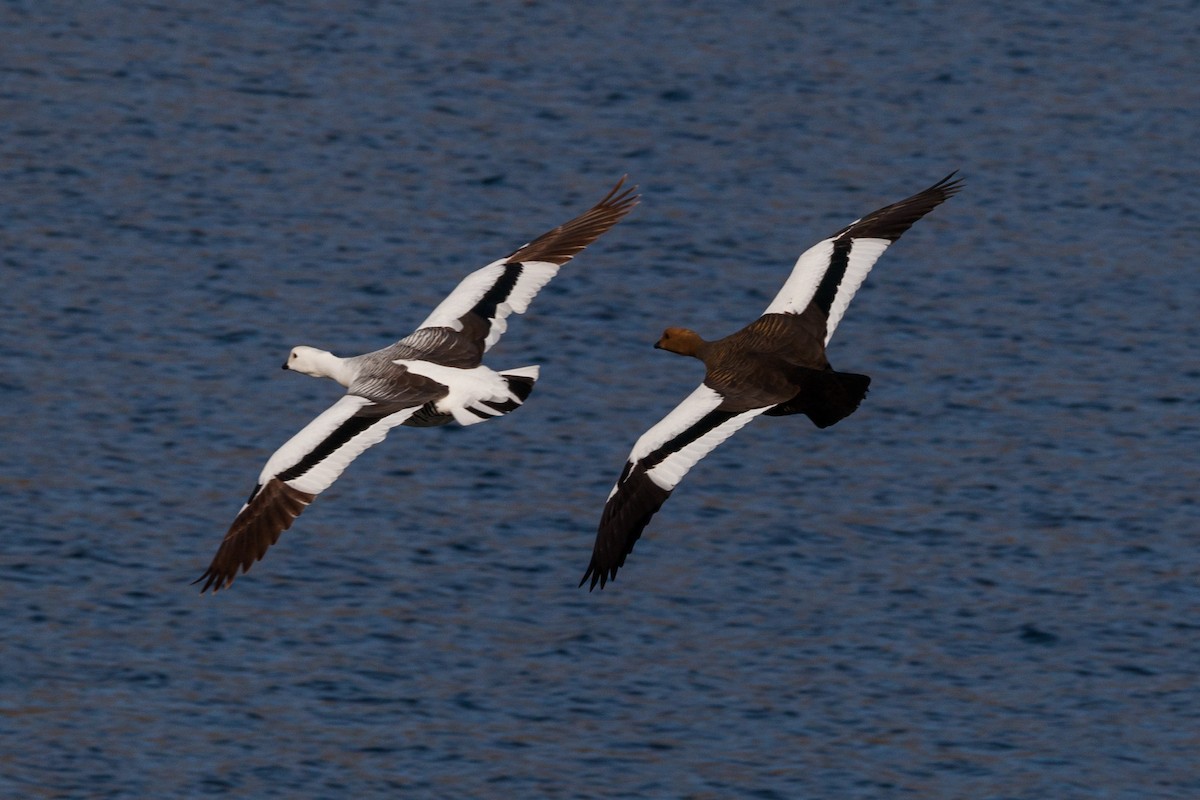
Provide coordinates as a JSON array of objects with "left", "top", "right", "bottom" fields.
[
  {"left": 580, "top": 173, "right": 961, "bottom": 590},
  {"left": 196, "top": 178, "right": 638, "bottom": 592}
]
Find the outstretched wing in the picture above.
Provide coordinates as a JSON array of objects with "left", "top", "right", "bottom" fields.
[
  {"left": 196, "top": 395, "right": 421, "bottom": 593},
  {"left": 580, "top": 385, "right": 768, "bottom": 590},
  {"left": 764, "top": 172, "right": 963, "bottom": 343},
  {"left": 414, "top": 177, "right": 639, "bottom": 355}
]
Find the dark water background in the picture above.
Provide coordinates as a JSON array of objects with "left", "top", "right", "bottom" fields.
[{"left": 2, "top": 2, "right": 1198, "bottom": 797}]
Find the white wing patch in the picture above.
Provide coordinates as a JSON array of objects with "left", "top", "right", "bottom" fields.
[
  {"left": 762, "top": 238, "right": 835, "bottom": 317},
  {"left": 258, "top": 395, "right": 419, "bottom": 496},
  {"left": 416, "top": 258, "right": 507, "bottom": 331},
  {"left": 626, "top": 385, "right": 725, "bottom": 465},
  {"left": 482, "top": 260, "right": 559, "bottom": 351},
  {"left": 415, "top": 258, "right": 561, "bottom": 352},
  {"left": 617, "top": 384, "right": 769, "bottom": 496},
  {"left": 824, "top": 237, "right": 888, "bottom": 343},
  {"left": 761, "top": 234, "right": 893, "bottom": 344},
  {"left": 644, "top": 407, "right": 764, "bottom": 491}
]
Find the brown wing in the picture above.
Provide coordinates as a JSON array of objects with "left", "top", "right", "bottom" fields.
[
  {"left": 195, "top": 396, "right": 424, "bottom": 593},
  {"left": 505, "top": 176, "right": 640, "bottom": 265},
  {"left": 410, "top": 177, "right": 640, "bottom": 357},
  {"left": 194, "top": 479, "right": 315, "bottom": 593}
]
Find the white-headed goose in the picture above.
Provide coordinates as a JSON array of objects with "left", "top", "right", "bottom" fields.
[
  {"left": 580, "top": 173, "right": 961, "bottom": 590},
  {"left": 197, "top": 178, "right": 638, "bottom": 592}
]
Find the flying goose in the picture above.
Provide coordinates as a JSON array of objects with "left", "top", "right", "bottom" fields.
[
  {"left": 197, "top": 178, "right": 638, "bottom": 592},
  {"left": 580, "top": 173, "right": 961, "bottom": 590}
]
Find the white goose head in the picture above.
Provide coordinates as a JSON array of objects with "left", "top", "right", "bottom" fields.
[{"left": 283, "top": 346, "right": 353, "bottom": 386}]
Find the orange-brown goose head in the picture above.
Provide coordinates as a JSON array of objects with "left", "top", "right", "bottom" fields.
[{"left": 654, "top": 327, "right": 706, "bottom": 358}]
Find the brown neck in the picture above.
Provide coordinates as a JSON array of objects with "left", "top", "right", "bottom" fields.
[{"left": 655, "top": 327, "right": 707, "bottom": 359}]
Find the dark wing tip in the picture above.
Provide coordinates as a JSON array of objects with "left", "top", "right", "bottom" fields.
[
  {"left": 192, "top": 566, "right": 217, "bottom": 592},
  {"left": 578, "top": 465, "right": 671, "bottom": 592},
  {"left": 194, "top": 480, "right": 315, "bottom": 594},
  {"left": 192, "top": 566, "right": 232, "bottom": 594},
  {"left": 578, "top": 563, "right": 598, "bottom": 590},
  {"left": 928, "top": 169, "right": 965, "bottom": 199},
  {"left": 505, "top": 176, "right": 640, "bottom": 266},
  {"left": 831, "top": 171, "right": 964, "bottom": 242},
  {"left": 596, "top": 174, "right": 641, "bottom": 215},
  {"left": 578, "top": 557, "right": 617, "bottom": 591}
]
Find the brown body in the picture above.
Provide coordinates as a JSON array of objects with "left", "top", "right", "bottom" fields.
[{"left": 655, "top": 307, "right": 869, "bottom": 427}]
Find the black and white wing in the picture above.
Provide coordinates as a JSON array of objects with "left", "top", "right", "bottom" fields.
[
  {"left": 580, "top": 385, "right": 769, "bottom": 590},
  {"left": 414, "top": 177, "right": 639, "bottom": 356},
  {"left": 764, "top": 172, "right": 963, "bottom": 343},
  {"left": 196, "top": 395, "right": 423, "bottom": 592}
]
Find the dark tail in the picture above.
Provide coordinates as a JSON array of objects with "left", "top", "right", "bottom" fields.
[{"left": 764, "top": 369, "right": 870, "bottom": 428}]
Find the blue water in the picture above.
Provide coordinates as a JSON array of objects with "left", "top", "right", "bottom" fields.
[{"left": 3, "top": 1, "right": 1199, "bottom": 797}]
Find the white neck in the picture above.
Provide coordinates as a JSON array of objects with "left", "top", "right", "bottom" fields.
[{"left": 288, "top": 346, "right": 357, "bottom": 388}]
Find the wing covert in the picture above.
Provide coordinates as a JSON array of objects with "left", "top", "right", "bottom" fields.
[
  {"left": 581, "top": 385, "right": 767, "bottom": 589},
  {"left": 414, "top": 177, "right": 638, "bottom": 353},
  {"left": 196, "top": 396, "right": 420, "bottom": 592},
  {"left": 763, "top": 172, "right": 962, "bottom": 343}
]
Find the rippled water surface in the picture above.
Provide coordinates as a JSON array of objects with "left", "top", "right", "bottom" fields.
[{"left": 3, "top": 2, "right": 1199, "bottom": 798}]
